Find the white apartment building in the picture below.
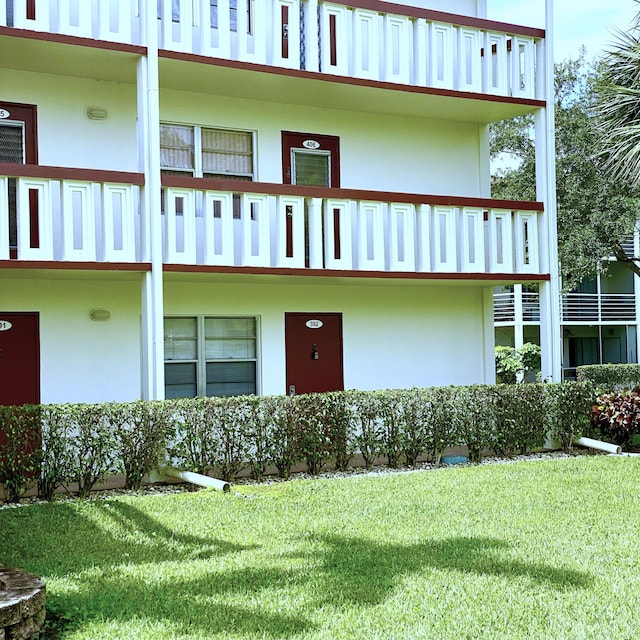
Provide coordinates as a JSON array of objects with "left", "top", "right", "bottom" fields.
[{"left": 0, "top": 0, "right": 559, "bottom": 405}]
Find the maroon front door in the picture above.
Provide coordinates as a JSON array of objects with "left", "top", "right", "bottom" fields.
[
  {"left": 0, "top": 313, "right": 40, "bottom": 406},
  {"left": 285, "top": 312, "right": 344, "bottom": 395},
  {"left": 282, "top": 131, "right": 340, "bottom": 187}
]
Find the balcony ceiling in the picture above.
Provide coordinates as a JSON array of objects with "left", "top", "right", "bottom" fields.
[
  {"left": 0, "top": 32, "right": 140, "bottom": 84},
  {"left": 158, "top": 57, "right": 541, "bottom": 125}
]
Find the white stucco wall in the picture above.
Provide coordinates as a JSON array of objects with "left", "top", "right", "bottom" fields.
[
  {"left": 1, "top": 276, "right": 142, "bottom": 403},
  {"left": 163, "top": 278, "right": 489, "bottom": 395},
  {"left": 160, "top": 91, "right": 483, "bottom": 197},
  {"left": 1, "top": 68, "right": 138, "bottom": 172}
]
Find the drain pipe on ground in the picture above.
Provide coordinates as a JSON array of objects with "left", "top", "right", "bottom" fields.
[
  {"left": 572, "top": 437, "right": 622, "bottom": 455},
  {"left": 151, "top": 466, "right": 231, "bottom": 492}
]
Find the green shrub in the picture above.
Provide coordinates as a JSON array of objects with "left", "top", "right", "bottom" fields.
[
  {"left": 323, "top": 391, "right": 356, "bottom": 471},
  {"left": 295, "top": 394, "right": 333, "bottom": 475},
  {"left": 397, "top": 388, "right": 429, "bottom": 467},
  {"left": 495, "top": 343, "right": 541, "bottom": 384},
  {"left": 113, "top": 401, "right": 176, "bottom": 491},
  {"left": 576, "top": 363, "right": 640, "bottom": 392},
  {"left": 349, "top": 390, "right": 383, "bottom": 470},
  {"left": 378, "top": 390, "right": 404, "bottom": 468},
  {"left": 210, "top": 396, "right": 252, "bottom": 482},
  {"left": 263, "top": 395, "right": 302, "bottom": 479},
  {"left": 459, "top": 385, "right": 496, "bottom": 463},
  {"left": 171, "top": 398, "right": 211, "bottom": 474},
  {"left": 546, "top": 382, "right": 594, "bottom": 452},
  {"left": 245, "top": 395, "right": 270, "bottom": 481},
  {"left": 67, "top": 403, "right": 117, "bottom": 498},
  {"left": 0, "top": 405, "right": 41, "bottom": 502},
  {"left": 424, "top": 386, "right": 459, "bottom": 464},
  {"left": 38, "top": 404, "right": 74, "bottom": 501}
]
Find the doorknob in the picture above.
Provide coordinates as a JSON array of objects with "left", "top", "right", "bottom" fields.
[{"left": 289, "top": 384, "right": 296, "bottom": 396}]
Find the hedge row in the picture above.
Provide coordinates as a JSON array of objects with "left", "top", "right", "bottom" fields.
[
  {"left": 0, "top": 383, "right": 594, "bottom": 503},
  {"left": 576, "top": 363, "right": 640, "bottom": 391}
]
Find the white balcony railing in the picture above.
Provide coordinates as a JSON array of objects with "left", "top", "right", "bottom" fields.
[
  {"left": 1, "top": 0, "right": 544, "bottom": 101},
  {"left": 161, "top": 184, "right": 542, "bottom": 275},
  {"left": 0, "top": 172, "right": 143, "bottom": 263},
  {"left": 561, "top": 293, "right": 637, "bottom": 323},
  {"left": 493, "top": 291, "right": 540, "bottom": 323}
]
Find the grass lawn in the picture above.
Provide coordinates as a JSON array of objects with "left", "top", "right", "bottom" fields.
[{"left": 1, "top": 455, "right": 639, "bottom": 639}]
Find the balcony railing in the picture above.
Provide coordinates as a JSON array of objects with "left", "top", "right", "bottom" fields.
[
  {"left": 1, "top": 0, "right": 545, "bottom": 101},
  {"left": 493, "top": 291, "right": 540, "bottom": 323},
  {"left": 561, "top": 293, "right": 637, "bottom": 323},
  {"left": 0, "top": 167, "right": 144, "bottom": 263},
  {"left": 0, "top": 168, "right": 544, "bottom": 276},
  {"left": 161, "top": 180, "right": 542, "bottom": 275}
]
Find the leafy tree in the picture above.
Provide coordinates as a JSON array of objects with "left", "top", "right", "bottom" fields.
[
  {"left": 495, "top": 343, "right": 541, "bottom": 384},
  {"left": 491, "top": 54, "right": 640, "bottom": 291}
]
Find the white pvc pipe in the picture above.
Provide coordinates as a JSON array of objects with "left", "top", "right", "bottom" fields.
[
  {"left": 160, "top": 466, "right": 231, "bottom": 492},
  {"left": 573, "top": 437, "right": 622, "bottom": 455}
]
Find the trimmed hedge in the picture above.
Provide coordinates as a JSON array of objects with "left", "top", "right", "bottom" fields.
[
  {"left": 576, "top": 363, "right": 640, "bottom": 391},
  {"left": 0, "top": 382, "right": 595, "bottom": 503}
]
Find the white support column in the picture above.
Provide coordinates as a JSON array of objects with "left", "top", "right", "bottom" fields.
[
  {"left": 139, "top": 0, "right": 165, "bottom": 400},
  {"left": 482, "top": 286, "right": 496, "bottom": 383},
  {"left": 307, "top": 197, "right": 323, "bottom": 269},
  {"left": 303, "top": 0, "right": 319, "bottom": 72},
  {"left": 536, "top": 0, "right": 561, "bottom": 382},
  {"left": 513, "top": 284, "right": 525, "bottom": 350}
]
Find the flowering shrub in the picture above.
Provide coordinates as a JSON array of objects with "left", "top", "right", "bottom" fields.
[{"left": 591, "top": 388, "right": 640, "bottom": 448}]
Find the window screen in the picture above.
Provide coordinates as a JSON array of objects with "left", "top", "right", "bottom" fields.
[
  {"left": 0, "top": 124, "right": 24, "bottom": 163},
  {"left": 202, "top": 128, "right": 253, "bottom": 179},
  {"left": 160, "top": 124, "right": 195, "bottom": 173},
  {"left": 292, "top": 150, "right": 330, "bottom": 187}
]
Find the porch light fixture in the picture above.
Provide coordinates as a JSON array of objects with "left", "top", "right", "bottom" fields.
[
  {"left": 86, "top": 106, "right": 108, "bottom": 120},
  {"left": 90, "top": 309, "right": 111, "bottom": 321}
]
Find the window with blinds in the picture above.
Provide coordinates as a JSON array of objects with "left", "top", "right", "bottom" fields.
[
  {"left": 292, "top": 150, "right": 330, "bottom": 187},
  {"left": 160, "top": 124, "right": 254, "bottom": 180},
  {"left": 164, "top": 316, "right": 258, "bottom": 398}
]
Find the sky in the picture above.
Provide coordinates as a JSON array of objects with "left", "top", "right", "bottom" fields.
[{"left": 487, "top": 0, "right": 640, "bottom": 62}]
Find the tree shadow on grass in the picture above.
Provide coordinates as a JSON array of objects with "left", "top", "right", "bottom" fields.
[{"left": 307, "top": 533, "right": 593, "bottom": 607}]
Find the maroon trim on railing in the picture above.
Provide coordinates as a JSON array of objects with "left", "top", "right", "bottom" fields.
[
  {"left": 0, "top": 260, "right": 151, "bottom": 272},
  {"left": 0, "top": 26, "right": 147, "bottom": 55},
  {"left": 285, "top": 205, "right": 294, "bottom": 258},
  {"left": 0, "top": 164, "right": 145, "bottom": 185},
  {"left": 161, "top": 175, "right": 544, "bottom": 212},
  {"left": 333, "top": 208, "right": 341, "bottom": 260},
  {"left": 344, "top": 0, "right": 545, "bottom": 39},
  {"left": 160, "top": 50, "right": 546, "bottom": 109},
  {"left": 163, "top": 263, "right": 551, "bottom": 282},
  {"left": 281, "top": 4, "right": 289, "bottom": 60},
  {"left": 26, "top": 0, "right": 36, "bottom": 21},
  {"left": 329, "top": 14, "right": 337, "bottom": 67},
  {"left": 28, "top": 189, "right": 39, "bottom": 249}
]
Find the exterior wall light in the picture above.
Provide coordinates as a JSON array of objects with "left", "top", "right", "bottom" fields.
[
  {"left": 86, "top": 107, "right": 108, "bottom": 120},
  {"left": 90, "top": 309, "right": 111, "bottom": 321}
]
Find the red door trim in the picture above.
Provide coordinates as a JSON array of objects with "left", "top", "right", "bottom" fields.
[
  {"left": 0, "top": 102, "right": 38, "bottom": 165},
  {"left": 0, "top": 312, "right": 40, "bottom": 406},
  {"left": 281, "top": 131, "right": 341, "bottom": 187}
]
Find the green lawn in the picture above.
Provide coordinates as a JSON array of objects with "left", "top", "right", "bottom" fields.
[{"left": 2, "top": 456, "right": 639, "bottom": 639}]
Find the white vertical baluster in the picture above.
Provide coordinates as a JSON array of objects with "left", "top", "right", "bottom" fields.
[
  {"left": 484, "top": 32, "right": 509, "bottom": 96},
  {"left": 488, "top": 209, "right": 514, "bottom": 272},
  {"left": 102, "top": 184, "right": 136, "bottom": 262},
  {"left": 429, "top": 23, "right": 454, "bottom": 89},
  {"left": 13, "top": 0, "right": 50, "bottom": 31},
  {"left": 384, "top": 14, "right": 410, "bottom": 84},
  {"left": 432, "top": 205, "right": 457, "bottom": 272},
  {"left": 388, "top": 203, "right": 416, "bottom": 272},
  {"left": 275, "top": 195, "right": 305, "bottom": 267},
  {"left": 457, "top": 28, "right": 482, "bottom": 93},
  {"left": 353, "top": 9, "right": 379, "bottom": 80},
  {"left": 511, "top": 37, "right": 535, "bottom": 98},
  {"left": 324, "top": 199, "right": 353, "bottom": 270},
  {"left": 356, "top": 201, "right": 385, "bottom": 270},
  {"left": 160, "top": 0, "right": 193, "bottom": 52},
  {"left": 98, "top": 0, "right": 134, "bottom": 44},
  {"left": 61, "top": 181, "right": 96, "bottom": 261},
  {"left": 57, "top": 0, "right": 92, "bottom": 38},
  {"left": 202, "top": 191, "right": 234, "bottom": 265},
  {"left": 199, "top": 0, "right": 231, "bottom": 57},
  {"left": 307, "top": 197, "right": 323, "bottom": 268},
  {"left": 238, "top": 0, "right": 266, "bottom": 64},
  {"left": 413, "top": 18, "right": 428, "bottom": 87},
  {"left": 461, "top": 207, "right": 484, "bottom": 272},
  {"left": 272, "top": 0, "right": 300, "bottom": 69},
  {"left": 416, "top": 203, "right": 431, "bottom": 272},
  {"left": 164, "top": 188, "right": 196, "bottom": 264},
  {"left": 240, "top": 193, "right": 270, "bottom": 266},
  {"left": 303, "top": 0, "right": 320, "bottom": 72},
  {"left": 320, "top": 4, "right": 349, "bottom": 76},
  {"left": 17, "top": 178, "right": 54, "bottom": 261},
  {"left": 515, "top": 211, "right": 539, "bottom": 273}
]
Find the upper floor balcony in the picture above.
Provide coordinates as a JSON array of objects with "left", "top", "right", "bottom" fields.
[
  {"left": 0, "top": 165, "right": 547, "bottom": 281},
  {"left": 1, "top": 0, "right": 547, "bottom": 109}
]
